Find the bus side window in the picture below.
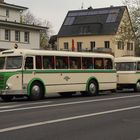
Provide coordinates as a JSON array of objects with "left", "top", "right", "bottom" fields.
[
  {"left": 70, "top": 57, "right": 81, "bottom": 69},
  {"left": 25, "top": 57, "right": 33, "bottom": 69},
  {"left": 94, "top": 58, "right": 104, "bottom": 69},
  {"left": 43, "top": 56, "right": 54, "bottom": 69},
  {"left": 56, "top": 56, "right": 68, "bottom": 69},
  {"left": 82, "top": 57, "right": 93, "bottom": 69},
  {"left": 104, "top": 58, "right": 113, "bottom": 69},
  {"left": 137, "top": 62, "right": 140, "bottom": 70},
  {"left": 36, "top": 56, "right": 42, "bottom": 69}
]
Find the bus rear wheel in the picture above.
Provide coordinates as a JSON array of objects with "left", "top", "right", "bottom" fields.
[
  {"left": 29, "top": 81, "right": 44, "bottom": 101},
  {"left": 87, "top": 80, "right": 98, "bottom": 96},
  {"left": 1, "top": 95, "right": 13, "bottom": 102}
]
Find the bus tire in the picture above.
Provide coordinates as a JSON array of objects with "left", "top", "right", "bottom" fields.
[
  {"left": 1, "top": 95, "right": 13, "bottom": 102},
  {"left": 29, "top": 81, "right": 44, "bottom": 101},
  {"left": 87, "top": 80, "right": 98, "bottom": 96},
  {"left": 134, "top": 81, "right": 140, "bottom": 92}
]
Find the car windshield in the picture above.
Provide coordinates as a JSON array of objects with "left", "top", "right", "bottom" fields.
[
  {"left": 0, "top": 57, "right": 5, "bottom": 69},
  {"left": 5, "top": 56, "right": 22, "bottom": 69},
  {"left": 116, "top": 62, "right": 136, "bottom": 71}
]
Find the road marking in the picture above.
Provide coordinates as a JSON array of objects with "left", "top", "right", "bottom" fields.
[
  {"left": 0, "top": 105, "right": 21, "bottom": 109},
  {"left": 0, "top": 105, "right": 140, "bottom": 133},
  {"left": 0, "top": 101, "right": 52, "bottom": 109},
  {"left": 0, "top": 94, "right": 140, "bottom": 113}
]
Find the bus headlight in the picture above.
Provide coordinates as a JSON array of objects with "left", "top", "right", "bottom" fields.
[{"left": 6, "top": 84, "right": 11, "bottom": 90}]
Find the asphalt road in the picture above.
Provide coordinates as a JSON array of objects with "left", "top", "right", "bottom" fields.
[{"left": 0, "top": 91, "right": 140, "bottom": 140}]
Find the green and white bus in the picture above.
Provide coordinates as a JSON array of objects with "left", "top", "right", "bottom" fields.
[
  {"left": 0, "top": 49, "right": 116, "bottom": 101},
  {"left": 115, "top": 56, "right": 140, "bottom": 91}
]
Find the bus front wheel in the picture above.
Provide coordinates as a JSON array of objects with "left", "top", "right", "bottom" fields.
[{"left": 29, "top": 81, "right": 44, "bottom": 101}]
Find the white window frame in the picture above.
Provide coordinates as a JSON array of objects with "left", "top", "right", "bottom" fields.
[
  {"left": 24, "top": 32, "right": 30, "bottom": 43},
  {"left": 15, "top": 30, "right": 20, "bottom": 42},
  {"left": 5, "top": 29, "right": 10, "bottom": 41}
]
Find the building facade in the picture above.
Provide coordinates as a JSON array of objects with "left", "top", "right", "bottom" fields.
[
  {"left": 58, "top": 6, "right": 135, "bottom": 57},
  {"left": 0, "top": 0, "right": 46, "bottom": 50}
]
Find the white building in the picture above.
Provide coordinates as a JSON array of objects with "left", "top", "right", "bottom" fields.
[{"left": 0, "top": 0, "right": 47, "bottom": 50}]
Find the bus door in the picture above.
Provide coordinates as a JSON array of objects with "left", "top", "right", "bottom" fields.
[{"left": 22, "top": 56, "right": 34, "bottom": 93}]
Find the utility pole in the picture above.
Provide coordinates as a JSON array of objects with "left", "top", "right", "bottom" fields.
[{"left": 81, "top": 2, "right": 84, "bottom": 9}]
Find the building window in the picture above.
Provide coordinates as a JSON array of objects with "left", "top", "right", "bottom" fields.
[
  {"left": 127, "top": 42, "right": 130, "bottom": 50},
  {"left": 90, "top": 41, "right": 96, "bottom": 51},
  {"left": 117, "top": 41, "right": 124, "bottom": 50},
  {"left": 104, "top": 41, "right": 110, "bottom": 48},
  {"left": 64, "top": 42, "right": 69, "bottom": 50},
  {"left": 6, "top": 8, "right": 9, "bottom": 17},
  {"left": 15, "top": 30, "right": 20, "bottom": 42},
  {"left": 131, "top": 43, "right": 133, "bottom": 51},
  {"left": 5, "top": 29, "right": 10, "bottom": 41},
  {"left": 127, "top": 42, "right": 133, "bottom": 51},
  {"left": 77, "top": 42, "right": 82, "bottom": 52},
  {"left": 24, "top": 32, "right": 30, "bottom": 43}
]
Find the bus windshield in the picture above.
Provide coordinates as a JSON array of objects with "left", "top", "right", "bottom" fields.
[
  {"left": 116, "top": 62, "right": 136, "bottom": 71},
  {"left": 6, "top": 56, "right": 22, "bottom": 69},
  {"left": 0, "top": 56, "right": 22, "bottom": 69}
]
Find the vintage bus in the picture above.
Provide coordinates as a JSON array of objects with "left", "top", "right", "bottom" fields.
[
  {"left": 115, "top": 56, "right": 140, "bottom": 91},
  {"left": 0, "top": 49, "right": 116, "bottom": 101}
]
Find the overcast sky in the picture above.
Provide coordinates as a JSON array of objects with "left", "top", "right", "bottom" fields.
[{"left": 6, "top": 0, "right": 124, "bottom": 34}]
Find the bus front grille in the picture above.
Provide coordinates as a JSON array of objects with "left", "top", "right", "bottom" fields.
[{"left": 0, "top": 75, "right": 5, "bottom": 90}]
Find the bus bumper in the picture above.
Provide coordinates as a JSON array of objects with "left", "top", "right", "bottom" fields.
[
  {"left": 0, "top": 90, "right": 27, "bottom": 96},
  {"left": 117, "top": 84, "right": 135, "bottom": 90}
]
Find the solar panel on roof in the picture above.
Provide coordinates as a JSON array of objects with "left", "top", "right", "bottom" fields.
[
  {"left": 106, "top": 13, "right": 118, "bottom": 23},
  {"left": 68, "top": 12, "right": 79, "bottom": 17},
  {"left": 97, "top": 9, "right": 110, "bottom": 14},
  {"left": 78, "top": 11, "right": 89, "bottom": 16},
  {"left": 64, "top": 17, "right": 75, "bottom": 25},
  {"left": 109, "top": 9, "right": 120, "bottom": 14},
  {"left": 68, "top": 11, "right": 89, "bottom": 17},
  {"left": 68, "top": 8, "right": 120, "bottom": 17}
]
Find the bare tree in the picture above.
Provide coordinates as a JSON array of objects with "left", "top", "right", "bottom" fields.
[
  {"left": 123, "top": 0, "right": 140, "bottom": 39},
  {"left": 21, "top": 10, "right": 53, "bottom": 49},
  {"left": 116, "top": 11, "right": 135, "bottom": 42},
  {"left": 123, "top": 0, "right": 140, "bottom": 55}
]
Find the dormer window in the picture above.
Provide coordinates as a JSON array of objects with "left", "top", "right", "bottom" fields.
[{"left": 6, "top": 8, "right": 9, "bottom": 17}]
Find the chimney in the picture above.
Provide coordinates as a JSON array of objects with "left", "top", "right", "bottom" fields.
[
  {"left": 88, "top": 6, "right": 93, "bottom": 10},
  {"left": 0, "top": 0, "right": 4, "bottom": 3}
]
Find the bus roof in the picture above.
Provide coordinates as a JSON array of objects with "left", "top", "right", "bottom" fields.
[
  {"left": 115, "top": 56, "right": 140, "bottom": 62},
  {"left": 0, "top": 49, "right": 114, "bottom": 59}
]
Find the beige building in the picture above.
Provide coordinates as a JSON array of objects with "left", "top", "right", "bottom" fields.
[
  {"left": 0, "top": 0, "right": 47, "bottom": 50},
  {"left": 58, "top": 6, "right": 135, "bottom": 57}
]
